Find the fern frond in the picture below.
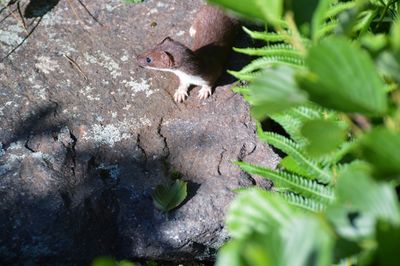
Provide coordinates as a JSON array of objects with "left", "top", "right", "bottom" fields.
[
  {"left": 236, "top": 162, "right": 335, "bottom": 203},
  {"left": 316, "top": 20, "right": 339, "bottom": 40},
  {"left": 290, "top": 105, "right": 325, "bottom": 120},
  {"left": 325, "top": 2, "right": 357, "bottom": 19},
  {"left": 259, "top": 132, "right": 333, "bottom": 184},
  {"left": 227, "top": 70, "right": 261, "bottom": 81},
  {"left": 280, "top": 192, "right": 327, "bottom": 212},
  {"left": 269, "top": 105, "right": 325, "bottom": 147},
  {"left": 238, "top": 56, "right": 304, "bottom": 74},
  {"left": 233, "top": 44, "right": 303, "bottom": 58},
  {"left": 242, "top": 27, "right": 291, "bottom": 42},
  {"left": 279, "top": 155, "right": 309, "bottom": 177},
  {"left": 319, "top": 140, "right": 357, "bottom": 166},
  {"left": 270, "top": 113, "right": 308, "bottom": 147}
]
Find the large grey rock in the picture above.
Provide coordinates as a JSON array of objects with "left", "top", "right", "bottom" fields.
[{"left": 0, "top": 0, "right": 280, "bottom": 264}]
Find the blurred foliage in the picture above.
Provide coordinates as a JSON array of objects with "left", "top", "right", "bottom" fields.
[
  {"left": 92, "top": 257, "right": 135, "bottom": 266},
  {"left": 209, "top": 0, "right": 400, "bottom": 265}
]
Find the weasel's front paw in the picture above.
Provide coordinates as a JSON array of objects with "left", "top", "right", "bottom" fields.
[
  {"left": 174, "top": 90, "right": 188, "bottom": 102},
  {"left": 198, "top": 86, "right": 212, "bottom": 100}
]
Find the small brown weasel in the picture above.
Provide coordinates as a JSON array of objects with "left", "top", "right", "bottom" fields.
[{"left": 137, "top": 5, "right": 239, "bottom": 102}]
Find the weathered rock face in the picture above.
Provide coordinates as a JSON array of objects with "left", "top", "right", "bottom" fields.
[{"left": 0, "top": 0, "right": 280, "bottom": 264}]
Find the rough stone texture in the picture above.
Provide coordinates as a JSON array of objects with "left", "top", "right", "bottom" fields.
[{"left": 0, "top": 0, "right": 280, "bottom": 264}]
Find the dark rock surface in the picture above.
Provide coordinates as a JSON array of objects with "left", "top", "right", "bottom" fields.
[{"left": 0, "top": 0, "right": 279, "bottom": 264}]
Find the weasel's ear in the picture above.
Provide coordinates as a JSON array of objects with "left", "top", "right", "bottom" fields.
[
  {"left": 160, "top": 51, "right": 174, "bottom": 67},
  {"left": 160, "top": 36, "right": 174, "bottom": 44}
]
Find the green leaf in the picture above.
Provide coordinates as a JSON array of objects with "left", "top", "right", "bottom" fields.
[
  {"left": 245, "top": 66, "right": 308, "bottom": 119},
  {"left": 92, "top": 257, "right": 135, "bottom": 266},
  {"left": 279, "top": 155, "right": 309, "bottom": 176},
  {"left": 298, "top": 37, "right": 387, "bottom": 115},
  {"left": 280, "top": 216, "right": 334, "bottom": 266},
  {"left": 390, "top": 18, "right": 400, "bottom": 52},
  {"left": 92, "top": 257, "right": 117, "bottom": 266},
  {"left": 152, "top": 180, "right": 187, "bottom": 212},
  {"left": 216, "top": 240, "right": 246, "bottom": 266},
  {"left": 226, "top": 188, "right": 335, "bottom": 266},
  {"left": 359, "top": 127, "right": 400, "bottom": 178},
  {"left": 372, "top": 221, "right": 400, "bottom": 266},
  {"left": 301, "top": 119, "right": 347, "bottom": 156},
  {"left": 376, "top": 51, "right": 400, "bottom": 83},
  {"left": 326, "top": 203, "right": 376, "bottom": 240},
  {"left": 122, "top": 0, "right": 143, "bottom": 3},
  {"left": 209, "top": 0, "right": 283, "bottom": 25},
  {"left": 336, "top": 162, "right": 400, "bottom": 226},
  {"left": 226, "top": 188, "right": 294, "bottom": 238}
]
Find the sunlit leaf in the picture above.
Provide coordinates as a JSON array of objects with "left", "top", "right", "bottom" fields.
[
  {"left": 245, "top": 66, "right": 308, "bottom": 119},
  {"left": 335, "top": 162, "right": 400, "bottom": 226},
  {"left": 279, "top": 155, "right": 309, "bottom": 176},
  {"left": 301, "top": 119, "right": 347, "bottom": 156},
  {"left": 376, "top": 51, "right": 400, "bottom": 83},
  {"left": 226, "top": 189, "right": 294, "bottom": 238},
  {"left": 359, "top": 127, "right": 400, "bottom": 178},
  {"left": 215, "top": 240, "right": 246, "bottom": 266},
  {"left": 298, "top": 37, "right": 387, "bottom": 115}
]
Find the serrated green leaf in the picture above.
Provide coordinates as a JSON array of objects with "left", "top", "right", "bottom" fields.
[
  {"left": 245, "top": 66, "right": 308, "bottom": 119},
  {"left": 298, "top": 37, "right": 387, "bottom": 115},
  {"left": 336, "top": 162, "right": 400, "bottom": 226},
  {"left": 225, "top": 188, "right": 335, "bottom": 266},
  {"left": 152, "top": 180, "right": 187, "bottom": 212},
  {"left": 301, "top": 119, "right": 347, "bottom": 156},
  {"left": 359, "top": 127, "right": 400, "bottom": 178},
  {"left": 226, "top": 188, "right": 294, "bottom": 238}
]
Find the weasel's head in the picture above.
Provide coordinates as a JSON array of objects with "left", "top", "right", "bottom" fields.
[{"left": 137, "top": 37, "right": 177, "bottom": 69}]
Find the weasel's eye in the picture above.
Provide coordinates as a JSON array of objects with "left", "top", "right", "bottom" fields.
[{"left": 146, "top": 57, "right": 152, "bottom": 63}]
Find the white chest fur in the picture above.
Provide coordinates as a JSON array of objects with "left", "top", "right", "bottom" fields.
[{"left": 146, "top": 66, "right": 208, "bottom": 86}]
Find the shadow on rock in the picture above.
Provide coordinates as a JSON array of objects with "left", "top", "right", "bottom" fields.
[
  {"left": 24, "top": 0, "right": 60, "bottom": 18},
  {"left": 2, "top": 103, "right": 66, "bottom": 149}
]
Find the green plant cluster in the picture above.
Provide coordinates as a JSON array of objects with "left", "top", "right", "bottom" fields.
[
  {"left": 121, "top": 0, "right": 144, "bottom": 4},
  {"left": 208, "top": 0, "right": 400, "bottom": 265}
]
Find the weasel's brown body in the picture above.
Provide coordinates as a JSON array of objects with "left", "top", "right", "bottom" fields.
[{"left": 137, "top": 5, "right": 239, "bottom": 102}]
